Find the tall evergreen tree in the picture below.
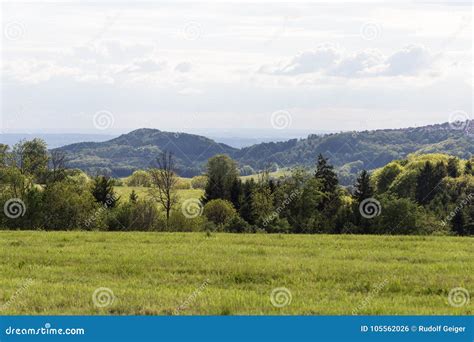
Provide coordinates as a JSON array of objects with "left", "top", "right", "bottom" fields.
[
  {"left": 314, "top": 154, "right": 338, "bottom": 193},
  {"left": 433, "top": 161, "right": 447, "bottom": 181},
  {"left": 92, "top": 175, "right": 118, "bottom": 208},
  {"left": 353, "top": 170, "right": 373, "bottom": 203},
  {"left": 465, "top": 160, "right": 473, "bottom": 175},
  {"left": 230, "top": 179, "right": 243, "bottom": 210},
  {"left": 415, "top": 161, "right": 435, "bottom": 205},
  {"left": 452, "top": 211, "right": 465, "bottom": 236},
  {"left": 239, "top": 179, "right": 256, "bottom": 224},
  {"left": 447, "top": 157, "right": 460, "bottom": 178}
]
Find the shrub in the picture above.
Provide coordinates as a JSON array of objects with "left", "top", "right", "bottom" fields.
[
  {"left": 224, "top": 215, "right": 251, "bottom": 233},
  {"left": 42, "top": 179, "right": 102, "bottom": 230},
  {"left": 167, "top": 211, "right": 207, "bottom": 232},
  {"left": 126, "top": 170, "right": 152, "bottom": 187},
  {"left": 107, "top": 199, "right": 160, "bottom": 231},
  {"left": 203, "top": 199, "right": 237, "bottom": 226},
  {"left": 175, "top": 178, "right": 192, "bottom": 190}
]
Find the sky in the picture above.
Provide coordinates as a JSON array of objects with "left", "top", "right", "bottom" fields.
[{"left": 0, "top": 1, "right": 472, "bottom": 135}]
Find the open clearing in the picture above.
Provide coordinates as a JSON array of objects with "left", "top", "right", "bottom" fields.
[{"left": 0, "top": 232, "right": 472, "bottom": 315}]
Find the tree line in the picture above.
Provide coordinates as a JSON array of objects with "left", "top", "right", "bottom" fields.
[{"left": 0, "top": 139, "right": 472, "bottom": 235}]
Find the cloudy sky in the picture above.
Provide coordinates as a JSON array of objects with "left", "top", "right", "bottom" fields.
[{"left": 1, "top": 1, "right": 472, "bottom": 135}]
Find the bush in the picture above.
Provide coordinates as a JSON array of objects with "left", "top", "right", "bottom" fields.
[
  {"left": 175, "top": 178, "right": 192, "bottom": 190},
  {"left": 167, "top": 211, "right": 207, "bottom": 232},
  {"left": 224, "top": 215, "right": 251, "bottom": 233},
  {"left": 42, "top": 179, "right": 102, "bottom": 230},
  {"left": 106, "top": 199, "right": 160, "bottom": 231},
  {"left": 126, "top": 170, "right": 152, "bottom": 187},
  {"left": 203, "top": 199, "right": 237, "bottom": 226}
]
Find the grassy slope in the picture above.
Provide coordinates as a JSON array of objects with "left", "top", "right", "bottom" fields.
[
  {"left": 0, "top": 232, "right": 472, "bottom": 315},
  {"left": 115, "top": 187, "right": 204, "bottom": 203}
]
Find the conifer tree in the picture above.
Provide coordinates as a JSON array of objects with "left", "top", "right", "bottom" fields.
[
  {"left": 314, "top": 154, "right": 338, "bottom": 193},
  {"left": 353, "top": 170, "right": 373, "bottom": 203}
]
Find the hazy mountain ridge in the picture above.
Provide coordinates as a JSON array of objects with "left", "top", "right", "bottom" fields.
[{"left": 56, "top": 121, "right": 473, "bottom": 182}]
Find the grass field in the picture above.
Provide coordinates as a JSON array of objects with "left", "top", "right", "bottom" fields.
[
  {"left": 0, "top": 231, "right": 472, "bottom": 315},
  {"left": 115, "top": 186, "right": 204, "bottom": 204}
]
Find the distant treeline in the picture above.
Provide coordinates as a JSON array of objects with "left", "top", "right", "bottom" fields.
[{"left": 1, "top": 139, "right": 473, "bottom": 235}]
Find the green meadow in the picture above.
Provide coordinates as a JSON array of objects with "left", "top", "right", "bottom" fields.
[
  {"left": 114, "top": 186, "right": 204, "bottom": 204},
  {"left": 0, "top": 231, "right": 472, "bottom": 315}
]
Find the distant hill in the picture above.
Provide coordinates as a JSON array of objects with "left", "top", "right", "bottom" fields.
[
  {"left": 56, "top": 121, "right": 473, "bottom": 183},
  {"left": 57, "top": 128, "right": 236, "bottom": 177},
  {"left": 0, "top": 133, "right": 116, "bottom": 149}
]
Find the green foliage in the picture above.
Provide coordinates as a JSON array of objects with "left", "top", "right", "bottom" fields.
[
  {"left": 203, "top": 199, "right": 237, "bottom": 226},
  {"left": 126, "top": 170, "right": 152, "bottom": 187},
  {"left": 373, "top": 162, "right": 403, "bottom": 194},
  {"left": 106, "top": 199, "right": 160, "bottom": 231},
  {"left": 56, "top": 123, "right": 473, "bottom": 186},
  {"left": 353, "top": 170, "right": 373, "bottom": 203},
  {"left": 91, "top": 175, "right": 118, "bottom": 208},
  {"left": 203, "top": 155, "right": 239, "bottom": 203},
  {"left": 0, "top": 137, "right": 473, "bottom": 236},
  {"left": 314, "top": 154, "right": 339, "bottom": 194}
]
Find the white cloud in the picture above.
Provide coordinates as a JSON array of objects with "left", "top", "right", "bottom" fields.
[
  {"left": 175, "top": 62, "right": 192, "bottom": 73},
  {"left": 260, "top": 44, "right": 435, "bottom": 78},
  {"left": 382, "top": 45, "right": 432, "bottom": 76},
  {"left": 0, "top": 2, "right": 470, "bottom": 133},
  {"left": 259, "top": 44, "right": 340, "bottom": 75}
]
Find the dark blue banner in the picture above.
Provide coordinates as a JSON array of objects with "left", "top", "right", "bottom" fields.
[{"left": 0, "top": 316, "right": 472, "bottom": 342}]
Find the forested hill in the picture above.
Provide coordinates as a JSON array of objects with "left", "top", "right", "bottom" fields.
[{"left": 57, "top": 121, "right": 473, "bottom": 181}]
